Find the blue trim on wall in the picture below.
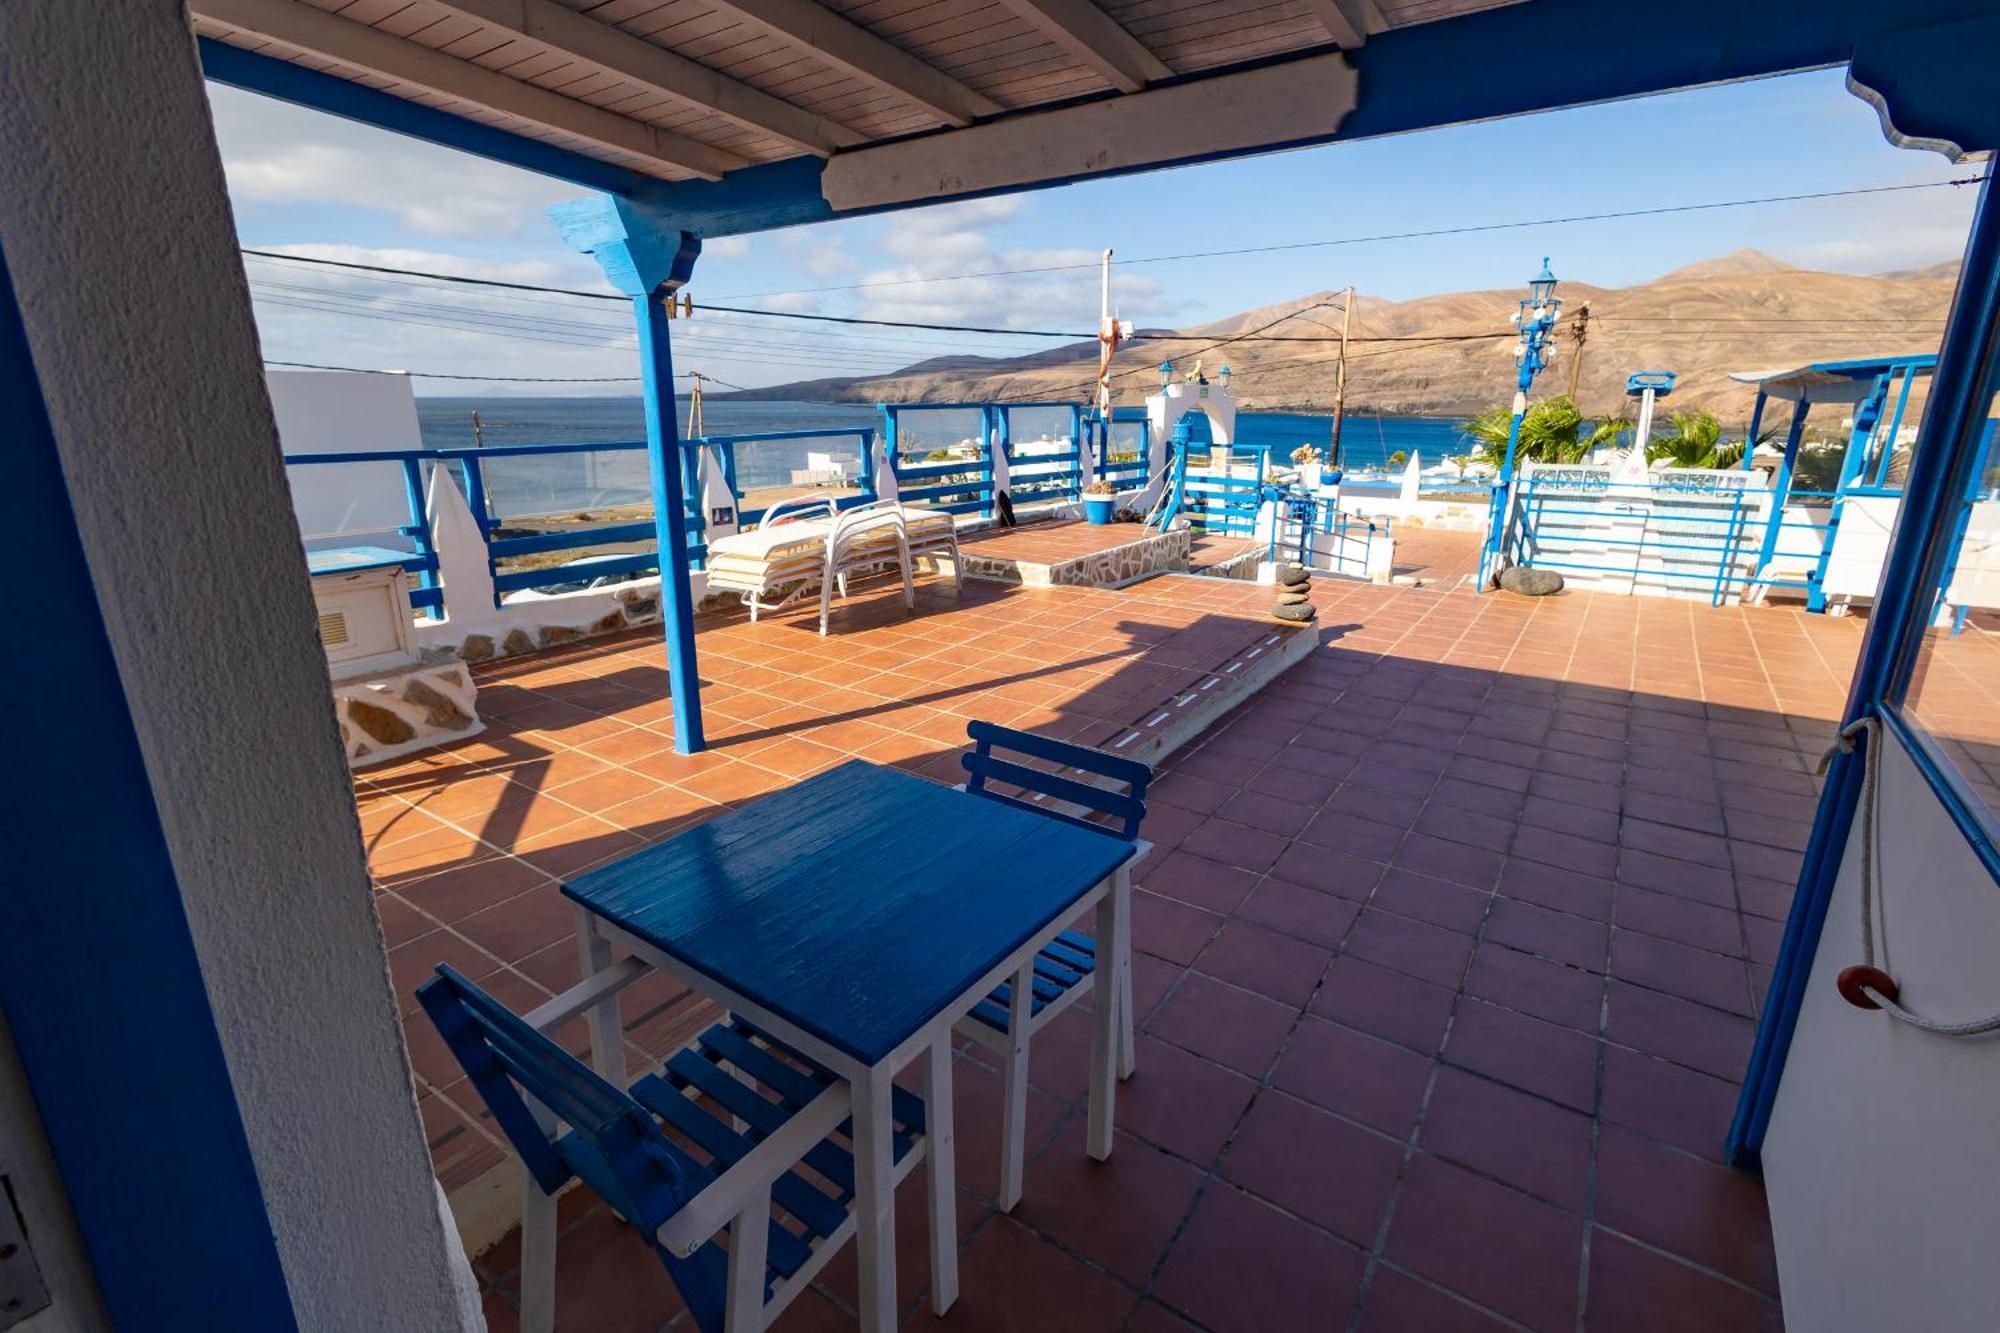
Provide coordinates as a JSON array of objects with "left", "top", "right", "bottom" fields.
[
  {"left": 1726, "top": 170, "right": 2000, "bottom": 1170},
  {"left": 0, "top": 244, "right": 298, "bottom": 1324},
  {"left": 197, "top": 37, "right": 651, "bottom": 197}
]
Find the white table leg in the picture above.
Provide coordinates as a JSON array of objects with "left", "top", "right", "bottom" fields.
[
  {"left": 923, "top": 1036, "right": 959, "bottom": 1315},
  {"left": 1115, "top": 864, "right": 1137, "bottom": 1079},
  {"left": 572, "top": 904, "right": 628, "bottom": 1087},
  {"left": 1087, "top": 879, "right": 1122, "bottom": 1161},
  {"left": 999, "top": 960, "right": 1034, "bottom": 1211},
  {"left": 851, "top": 1065, "right": 898, "bottom": 1333}
]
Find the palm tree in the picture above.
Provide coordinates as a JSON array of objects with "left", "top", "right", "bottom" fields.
[
  {"left": 1459, "top": 395, "right": 1630, "bottom": 466},
  {"left": 1645, "top": 411, "right": 1746, "bottom": 469}
]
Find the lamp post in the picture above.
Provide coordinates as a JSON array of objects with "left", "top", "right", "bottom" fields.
[
  {"left": 1480, "top": 257, "right": 1562, "bottom": 589},
  {"left": 1158, "top": 361, "right": 1174, "bottom": 389}
]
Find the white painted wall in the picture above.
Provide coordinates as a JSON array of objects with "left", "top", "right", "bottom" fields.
[
  {"left": 270, "top": 369, "right": 426, "bottom": 544},
  {"left": 0, "top": 4, "right": 477, "bottom": 1328},
  {"left": 1764, "top": 731, "right": 2000, "bottom": 1333}
]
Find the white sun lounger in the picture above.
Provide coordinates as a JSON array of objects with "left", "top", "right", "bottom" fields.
[{"left": 704, "top": 496, "right": 962, "bottom": 631}]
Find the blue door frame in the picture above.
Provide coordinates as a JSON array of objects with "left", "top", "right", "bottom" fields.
[
  {"left": 1728, "top": 170, "right": 2000, "bottom": 1168},
  {"left": 0, "top": 245, "right": 298, "bottom": 1325}
]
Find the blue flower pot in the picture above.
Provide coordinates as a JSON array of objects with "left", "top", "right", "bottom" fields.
[{"left": 1083, "top": 496, "right": 1116, "bottom": 525}]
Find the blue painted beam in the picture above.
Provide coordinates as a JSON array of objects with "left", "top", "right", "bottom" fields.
[
  {"left": 0, "top": 243, "right": 297, "bottom": 1325},
  {"left": 1728, "top": 169, "right": 2000, "bottom": 1168}
]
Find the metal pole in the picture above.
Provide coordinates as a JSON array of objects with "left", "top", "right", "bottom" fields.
[
  {"left": 633, "top": 290, "right": 706, "bottom": 754},
  {"left": 1329, "top": 284, "right": 1354, "bottom": 467},
  {"left": 1729, "top": 168, "right": 2000, "bottom": 1168}
]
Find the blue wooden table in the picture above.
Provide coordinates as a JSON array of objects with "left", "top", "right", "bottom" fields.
[{"left": 563, "top": 759, "right": 1138, "bottom": 1332}]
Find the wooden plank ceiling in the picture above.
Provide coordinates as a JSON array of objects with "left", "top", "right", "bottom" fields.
[{"left": 191, "top": 0, "right": 1526, "bottom": 184}]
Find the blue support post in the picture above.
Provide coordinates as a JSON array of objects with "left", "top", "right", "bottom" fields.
[
  {"left": 1729, "top": 169, "right": 2000, "bottom": 1169},
  {"left": 1480, "top": 259, "right": 1561, "bottom": 590},
  {"left": 1741, "top": 391, "right": 1767, "bottom": 470},
  {"left": 1750, "top": 401, "right": 1811, "bottom": 588},
  {"left": 553, "top": 196, "right": 707, "bottom": 753},
  {"left": 1877, "top": 366, "right": 1920, "bottom": 485}
]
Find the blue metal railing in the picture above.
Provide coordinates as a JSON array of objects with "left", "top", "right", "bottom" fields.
[{"left": 283, "top": 450, "right": 446, "bottom": 617}]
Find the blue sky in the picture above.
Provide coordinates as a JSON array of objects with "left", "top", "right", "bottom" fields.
[{"left": 211, "top": 67, "right": 1976, "bottom": 394}]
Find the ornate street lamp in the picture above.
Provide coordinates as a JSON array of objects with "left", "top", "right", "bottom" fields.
[
  {"left": 1217, "top": 364, "right": 1233, "bottom": 393},
  {"left": 1158, "top": 361, "right": 1174, "bottom": 389},
  {"left": 1480, "top": 257, "right": 1563, "bottom": 589}
]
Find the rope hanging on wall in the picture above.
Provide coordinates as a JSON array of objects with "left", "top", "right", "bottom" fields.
[{"left": 1824, "top": 715, "right": 2000, "bottom": 1036}]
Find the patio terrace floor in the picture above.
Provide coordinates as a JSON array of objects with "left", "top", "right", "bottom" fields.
[{"left": 356, "top": 529, "right": 1920, "bottom": 1332}]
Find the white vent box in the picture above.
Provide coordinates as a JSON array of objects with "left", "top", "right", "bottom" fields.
[{"left": 312, "top": 565, "right": 418, "bottom": 680}]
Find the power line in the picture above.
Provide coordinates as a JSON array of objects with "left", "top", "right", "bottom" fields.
[
  {"left": 263, "top": 360, "right": 642, "bottom": 382},
  {"left": 703, "top": 176, "right": 1987, "bottom": 300}
]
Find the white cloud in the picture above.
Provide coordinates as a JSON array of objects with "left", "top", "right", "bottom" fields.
[
  {"left": 208, "top": 85, "right": 578, "bottom": 237},
  {"left": 704, "top": 235, "right": 752, "bottom": 260},
  {"left": 1775, "top": 174, "right": 1978, "bottom": 275}
]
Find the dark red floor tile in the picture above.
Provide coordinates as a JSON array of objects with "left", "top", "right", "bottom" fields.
[
  {"left": 1611, "top": 932, "right": 1755, "bottom": 1016},
  {"left": 1519, "top": 794, "right": 1622, "bottom": 845},
  {"left": 1311, "top": 956, "right": 1456, "bottom": 1055},
  {"left": 1236, "top": 876, "right": 1361, "bottom": 948},
  {"left": 1220, "top": 1089, "right": 1402, "bottom": 1244},
  {"left": 1483, "top": 895, "right": 1608, "bottom": 970},
  {"left": 1355, "top": 1268, "right": 1515, "bottom": 1332},
  {"left": 1605, "top": 981, "right": 1755, "bottom": 1082},
  {"left": 1599, "top": 1046, "right": 1739, "bottom": 1162},
  {"left": 1585, "top": 1230, "right": 1782, "bottom": 1333},
  {"left": 1299, "top": 808, "right": 1405, "bottom": 861},
  {"left": 1443, "top": 1000, "right": 1600, "bottom": 1112},
  {"left": 1385, "top": 1154, "right": 1583, "bottom": 1332},
  {"left": 905, "top": 1214, "right": 1135, "bottom": 1332},
  {"left": 1465, "top": 943, "right": 1603, "bottom": 1033},
  {"left": 1264, "top": 740, "right": 1360, "bottom": 784},
  {"left": 1413, "top": 802, "right": 1516, "bottom": 855},
  {"left": 1622, "top": 818, "right": 1733, "bottom": 870},
  {"left": 1731, "top": 840, "right": 1804, "bottom": 884},
  {"left": 1131, "top": 890, "right": 1224, "bottom": 966},
  {"left": 1344, "top": 908, "right": 1475, "bottom": 987},
  {"left": 1015, "top": 1118, "right": 1204, "bottom": 1285},
  {"left": 1498, "top": 860, "right": 1616, "bottom": 922},
  {"left": 1429, "top": 776, "right": 1525, "bottom": 821},
  {"left": 1328, "top": 781, "right": 1427, "bottom": 827},
  {"left": 1511, "top": 824, "right": 1621, "bottom": 878},
  {"left": 1271, "top": 1016, "right": 1433, "bottom": 1136},
  {"left": 1446, "top": 755, "right": 1535, "bottom": 794},
  {"left": 1141, "top": 849, "right": 1261, "bottom": 915},
  {"left": 1370, "top": 868, "right": 1491, "bottom": 934},
  {"left": 1146, "top": 971, "right": 1299, "bottom": 1075},
  {"left": 1615, "top": 884, "right": 1745, "bottom": 956},
  {"left": 1593, "top": 1128, "right": 1779, "bottom": 1295},
  {"left": 1116, "top": 1034, "right": 1258, "bottom": 1165},
  {"left": 1182, "top": 816, "right": 1291, "bottom": 874},
  {"left": 1269, "top": 842, "right": 1388, "bottom": 901},
  {"left": 951, "top": 1054, "right": 1072, "bottom": 1196},
  {"left": 1622, "top": 788, "right": 1728, "bottom": 836},
  {"left": 1215, "top": 789, "right": 1318, "bottom": 839},
  {"left": 1193, "top": 920, "right": 1330, "bottom": 1007},
  {"left": 1392, "top": 833, "right": 1504, "bottom": 890},
  {"left": 545, "top": 1204, "right": 689, "bottom": 1332},
  {"left": 1617, "top": 848, "right": 1736, "bottom": 907},
  {"left": 1418, "top": 1067, "right": 1594, "bottom": 1211},
  {"left": 1153, "top": 1185, "right": 1366, "bottom": 1333},
  {"left": 1150, "top": 770, "right": 1236, "bottom": 815}
]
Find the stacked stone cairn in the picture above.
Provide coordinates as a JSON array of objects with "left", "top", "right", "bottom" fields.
[{"left": 1272, "top": 562, "right": 1316, "bottom": 623}]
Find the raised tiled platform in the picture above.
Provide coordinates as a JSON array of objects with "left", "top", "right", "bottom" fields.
[{"left": 947, "top": 518, "right": 1190, "bottom": 588}]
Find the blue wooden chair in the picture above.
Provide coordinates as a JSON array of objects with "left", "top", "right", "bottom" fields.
[
  {"left": 418, "top": 963, "right": 935, "bottom": 1333},
  {"left": 956, "top": 720, "right": 1150, "bottom": 1209}
]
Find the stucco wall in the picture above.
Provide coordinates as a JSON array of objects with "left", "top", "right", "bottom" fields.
[
  {"left": 1763, "top": 732, "right": 2000, "bottom": 1332},
  {"left": 0, "top": 4, "right": 476, "bottom": 1328}
]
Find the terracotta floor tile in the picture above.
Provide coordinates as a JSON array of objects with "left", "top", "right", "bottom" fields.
[
  {"left": 1386, "top": 1154, "right": 1582, "bottom": 1332},
  {"left": 1235, "top": 875, "right": 1361, "bottom": 947},
  {"left": 1015, "top": 1118, "right": 1204, "bottom": 1285},
  {"left": 1594, "top": 1128, "right": 1779, "bottom": 1294},
  {"left": 1465, "top": 943, "right": 1603, "bottom": 1033},
  {"left": 1343, "top": 908, "right": 1475, "bottom": 987},
  {"left": 1110, "top": 1034, "right": 1258, "bottom": 1165},
  {"left": 1584, "top": 1230, "right": 1783, "bottom": 1333},
  {"left": 1354, "top": 1268, "right": 1516, "bottom": 1332},
  {"left": 1153, "top": 1185, "right": 1366, "bottom": 1333},
  {"left": 1220, "top": 1089, "right": 1403, "bottom": 1244},
  {"left": 1611, "top": 932, "right": 1755, "bottom": 1016},
  {"left": 1192, "top": 920, "right": 1330, "bottom": 1007},
  {"left": 1131, "top": 890, "right": 1225, "bottom": 966},
  {"left": 1418, "top": 1067, "right": 1594, "bottom": 1211},
  {"left": 1605, "top": 981, "right": 1756, "bottom": 1082},
  {"left": 1141, "top": 850, "right": 1260, "bottom": 915},
  {"left": 1271, "top": 1016, "right": 1433, "bottom": 1137},
  {"left": 1443, "top": 999, "right": 1600, "bottom": 1112},
  {"left": 1310, "top": 956, "right": 1457, "bottom": 1055},
  {"left": 1146, "top": 971, "right": 1299, "bottom": 1075},
  {"left": 1181, "top": 816, "right": 1291, "bottom": 874},
  {"left": 1370, "top": 868, "right": 1492, "bottom": 934}
]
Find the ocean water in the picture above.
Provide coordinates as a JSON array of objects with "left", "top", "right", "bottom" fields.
[{"left": 414, "top": 397, "right": 1472, "bottom": 516}]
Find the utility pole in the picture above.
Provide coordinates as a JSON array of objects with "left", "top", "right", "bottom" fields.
[
  {"left": 1564, "top": 301, "right": 1591, "bottom": 400},
  {"left": 685, "top": 371, "right": 706, "bottom": 438},
  {"left": 1329, "top": 284, "right": 1354, "bottom": 466}
]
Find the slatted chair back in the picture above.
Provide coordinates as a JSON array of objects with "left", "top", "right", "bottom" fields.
[
  {"left": 960, "top": 720, "right": 1151, "bottom": 841},
  {"left": 759, "top": 494, "right": 836, "bottom": 529},
  {"left": 417, "top": 966, "right": 693, "bottom": 1237}
]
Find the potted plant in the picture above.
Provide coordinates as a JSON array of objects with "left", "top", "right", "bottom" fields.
[
  {"left": 1082, "top": 479, "right": 1118, "bottom": 525},
  {"left": 1291, "top": 444, "right": 1325, "bottom": 490}
]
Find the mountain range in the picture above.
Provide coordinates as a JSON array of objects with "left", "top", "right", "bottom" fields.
[{"left": 732, "top": 249, "right": 1956, "bottom": 423}]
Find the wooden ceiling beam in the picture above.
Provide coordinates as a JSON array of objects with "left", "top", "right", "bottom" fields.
[{"left": 993, "top": 0, "right": 1171, "bottom": 93}]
